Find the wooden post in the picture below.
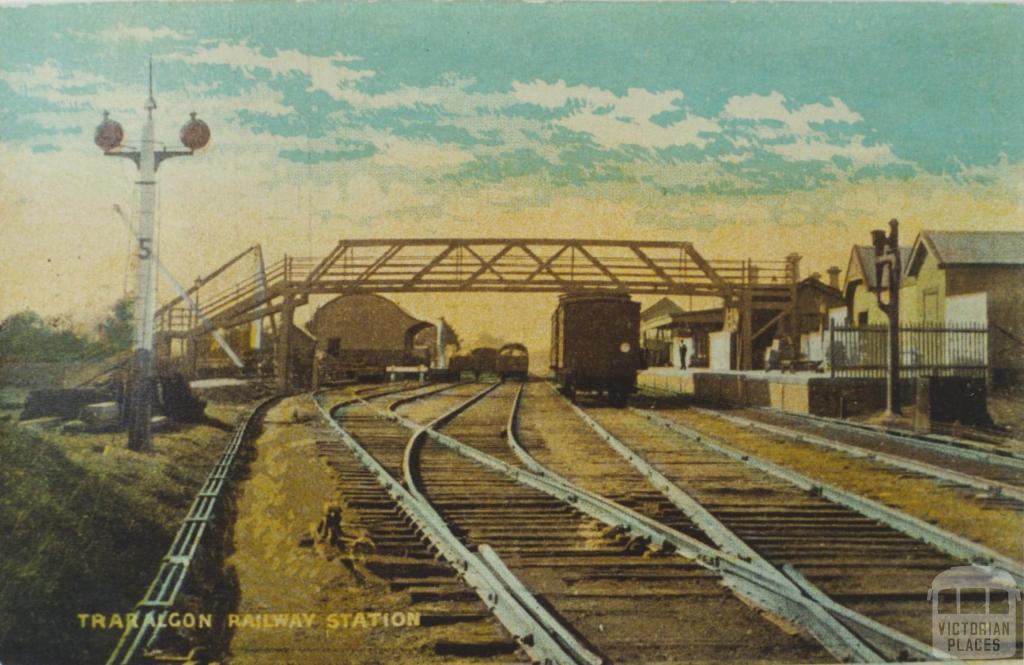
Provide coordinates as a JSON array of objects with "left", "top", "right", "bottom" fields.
[
  {"left": 740, "top": 289, "right": 753, "bottom": 370},
  {"left": 276, "top": 296, "right": 295, "bottom": 393},
  {"left": 185, "top": 334, "right": 198, "bottom": 379},
  {"left": 871, "top": 219, "right": 902, "bottom": 417},
  {"left": 886, "top": 224, "right": 902, "bottom": 416},
  {"left": 787, "top": 253, "right": 802, "bottom": 361}
]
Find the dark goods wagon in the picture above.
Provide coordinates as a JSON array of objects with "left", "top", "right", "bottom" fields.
[
  {"left": 496, "top": 343, "right": 529, "bottom": 380},
  {"left": 550, "top": 292, "right": 642, "bottom": 405},
  {"left": 469, "top": 347, "right": 498, "bottom": 379}
]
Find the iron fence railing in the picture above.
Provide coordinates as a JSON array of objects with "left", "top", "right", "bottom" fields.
[
  {"left": 828, "top": 323, "right": 989, "bottom": 378},
  {"left": 105, "top": 397, "right": 276, "bottom": 665}
]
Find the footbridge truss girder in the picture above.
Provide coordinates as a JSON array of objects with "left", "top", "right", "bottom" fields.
[{"left": 156, "top": 238, "right": 799, "bottom": 338}]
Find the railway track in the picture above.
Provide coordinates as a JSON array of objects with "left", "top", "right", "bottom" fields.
[
  {"left": 777, "top": 408, "right": 1024, "bottom": 456},
  {"left": 548, "top": 387, "right": 1022, "bottom": 656},
  {"left": 730, "top": 405, "right": 1024, "bottom": 483},
  {"left": 330, "top": 379, "right": 984, "bottom": 663},
  {"left": 107, "top": 395, "right": 281, "bottom": 665},
  {"left": 677, "top": 404, "right": 1024, "bottom": 507},
  {"left": 315, "top": 381, "right": 527, "bottom": 663},
  {"left": 405, "top": 381, "right": 832, "bottom": 664},
  {"left": 322, "top": 382, "right": 862, "bottom": 664}
]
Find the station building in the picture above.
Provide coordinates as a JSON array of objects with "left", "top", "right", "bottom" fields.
[
  {"left": 641, "top": 274, "right": 843, "bottom": 372},
  {"left": 842, "top": 245, "right": 912, "bottom": 326},
  {"left": 306, "top": 294, "right": 444, "bottom": 385},
  {"left": 902, "top": 231, "right": 1024, "bottom": 386},
  {"left": 186, "top": 293, "right": 456, "bottom": 388},
  {"left": 839, "top": 230, "right": 1024, "bottom": 387}
]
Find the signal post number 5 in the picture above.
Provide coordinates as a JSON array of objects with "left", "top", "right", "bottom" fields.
[{"left": 138, "top": 237, "right": 153, "bottom": 260}]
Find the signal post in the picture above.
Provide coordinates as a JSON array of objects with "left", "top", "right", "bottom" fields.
[{"left": 95, "top": 62, "right": 211, "bottom": 450}]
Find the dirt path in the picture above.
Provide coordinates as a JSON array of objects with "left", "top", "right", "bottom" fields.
[
  {"left": 222, "top": 394, "right": 519, "bottom": 665},
  {"left": 224, "top": 395, "right": 413, "bottom": 664}
]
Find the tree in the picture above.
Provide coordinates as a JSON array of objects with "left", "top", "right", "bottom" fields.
[
  {"left": 96, "top": 297, "right": 133, "bottom": 355},
  {"left": 0, "top": 311, "right": 92, "bottom": 362}
]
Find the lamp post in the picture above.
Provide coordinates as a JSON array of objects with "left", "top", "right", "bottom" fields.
[
  {"left": 95, "top": 61, "right": 211, "bottom": 451},
  {"left": 869, "top": 218, "right": 902, "bottom": 418}
]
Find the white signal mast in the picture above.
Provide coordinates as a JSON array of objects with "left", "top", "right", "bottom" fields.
[{"left": 95, "top": 59, "right": 211, "bottom": 450}]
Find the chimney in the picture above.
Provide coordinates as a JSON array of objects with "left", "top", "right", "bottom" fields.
[{"left": 827, "top": 266, "right": 841, "bottom": 290}]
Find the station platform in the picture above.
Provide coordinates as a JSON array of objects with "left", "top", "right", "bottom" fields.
[{"left": 638, "top": 367, "right": 912, "bottom": 417}]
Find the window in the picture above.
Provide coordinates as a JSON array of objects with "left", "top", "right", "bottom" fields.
[
  {"left": 923, "top": 289, "right": 939, "bottom": 322},
  {"left": 857, "top": 311, "right": 868, "bottom": 326},
  {"left": 326, "top": 338, "right": 340, "bottom": 357}
]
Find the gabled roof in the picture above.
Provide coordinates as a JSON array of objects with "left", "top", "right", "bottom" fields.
[
  {"left": 641, "top": 297, "right": 683, "bottom": 321},
  {"left": 843, "top": 245, "right": 911, "bottom": 294},
  {"left": 799, "top": 275, "right": 843, "bottom": 301},
  {"left": 908, "top": 231, "right": 1024, "bottom": 274}
]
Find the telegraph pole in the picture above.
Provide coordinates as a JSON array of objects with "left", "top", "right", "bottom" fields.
[
  {"left": 870, "top": 219, "right": 902, "bottom": 418},
  {"left": 95, "top": 60, "right": 211, "bottom": 450}
]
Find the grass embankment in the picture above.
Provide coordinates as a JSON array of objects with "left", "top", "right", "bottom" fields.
[{"left": 0, "top": 403, "right": 243, "bottom": 665}]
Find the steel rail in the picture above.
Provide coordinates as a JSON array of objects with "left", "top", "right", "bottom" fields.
[
  {"left": 694, "top": 407, "right": 1024, "bottom": 503},
  {"left": 553, "top": 385, "right": 776, "bottom": 568},
  {"left": 634, "top": 408, "right": 1024, "bottom": 588},
  {"left": 540, "top": 385, "right": 951, "bottom": 663},
  {"left": 317, "top": 385, "right": 603, "bottom": 665},
  {"left": 106, "top": 382, "right": 428, "bottom": 665},
  {"left": 755, "top": 407, "right": 1024, "bottom": 469},
  {"left": 400, "top": 383, "right": 605, "bottom": 665},
  {"left": 105, "top": 396, "right": 278, "bottom": 665},
  {"left": 386, "top": 380, "right": 473, "bottom": 412},
  {"left": 376, "top": 384, "right": 942, "bottom": 663}
]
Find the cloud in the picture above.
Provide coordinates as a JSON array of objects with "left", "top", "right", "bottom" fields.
[
  {"left": 717, "top": 90, "right": 903, "bottom": 170},
  {"left": 0, "top": 45, "right": 910, "bottom": 191},
  {"left": 505, "top": 80, "right": 717, "bottom": 150},
  {"left": 164, "top": 42, "right": 372, "bottom": 100},
  {"left": 768, "top": 134, "right": 898, "bottom": 166},
  {"left": 0, "top": 60, "right": 109, "bottom": 106},
  {"left": 723, "top": 91, "right": 863, "bottom": 136},
  {"left": 560, "top": 110, "right": 720, "bottom": 150},
  {"left": 72, "top": 23, "right": 190, "bottom": 43},
  {"left": 512, "top": 80, "right": 681, "bottom": 117},
  {"left": 370, "top": 136, "right": 475, "bottom": 169}
]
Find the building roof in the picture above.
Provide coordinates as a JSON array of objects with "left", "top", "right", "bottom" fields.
[
  {"left": 911, "top": 230, "right": 1024, "bottom": 268},
  {"left": 641, "top": 297, "right": 683, "bottom": 321},
  {"left": 666, "top": 307, "right": 725, "bottom": 330},
  {"left": 799, "top": 275, "right": 843, "bottom": 300},
  {"left": 307, "top": 293, "right": 424, "bottom": 332},
  {"left": 843, "top": 244, "right": 911, "bottom": 294}
]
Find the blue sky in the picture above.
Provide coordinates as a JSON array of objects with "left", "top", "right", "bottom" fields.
[
  {"left": 2, "top": 3, "right": 1022, "bottom": 190},
  {"left": 0, "top": 2, "right": 1021, "bottom": 333}
]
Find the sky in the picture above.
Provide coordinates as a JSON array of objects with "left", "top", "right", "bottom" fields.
[{"left": 0, "top": 2, "right": 1022, "bottom": 351}]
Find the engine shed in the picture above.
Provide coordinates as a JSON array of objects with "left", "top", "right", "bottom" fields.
[{"left": 305, "top": 294, "right": 439, "bottom": 386}]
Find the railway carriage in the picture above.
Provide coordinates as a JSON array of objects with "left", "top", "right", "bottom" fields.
[
  {"left": 469, "top": 347, "right": 498, "bottom": 378},
  {"left": 496, "top": 343, "right": 530, "bottom": 380},
  {"left": 550, "top": 292, "right": 642, "bottom": 405},
  {"left": 447, "top": 353, "right": 472, "bottom": 379}
]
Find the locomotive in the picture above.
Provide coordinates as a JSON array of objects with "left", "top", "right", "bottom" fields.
[{"left": 550, "top": 292, "right": 642, "bottom": 405}]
